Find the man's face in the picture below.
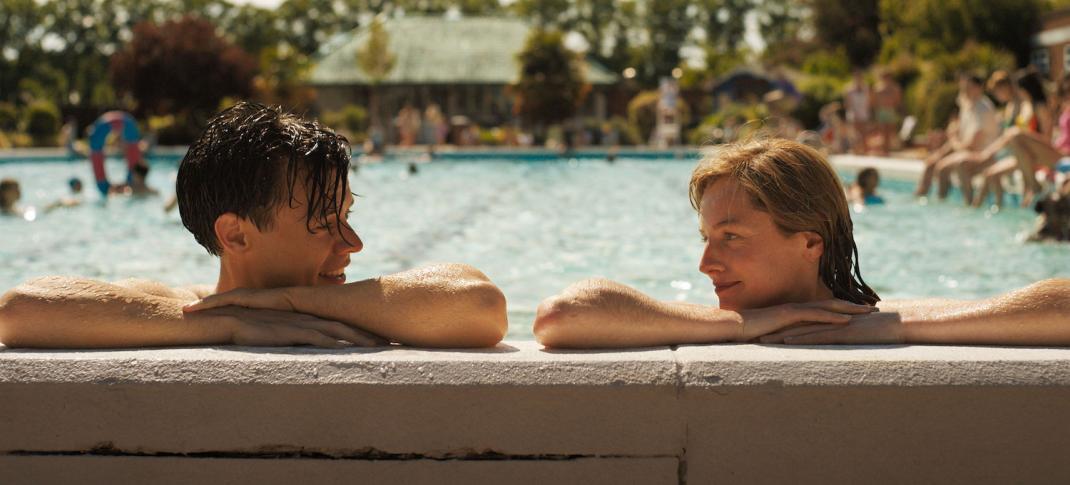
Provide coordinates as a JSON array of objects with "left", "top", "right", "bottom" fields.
[
  {"left": 697, "top": 178, "right": 819, "bottom": 311},
  {"left": 243, "top": 178, "right": 363, "bottom": 288}
]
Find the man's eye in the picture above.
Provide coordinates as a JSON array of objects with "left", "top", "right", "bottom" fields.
[
  {"left": 724, "top": 233, "right": 740, "bottom": 241},
  {"left": 700, "top": 234, "right": 708, "bottom": 243}
]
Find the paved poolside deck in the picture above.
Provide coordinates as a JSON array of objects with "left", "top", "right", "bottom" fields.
[{"left": 3, "top": 342, "right": 1070, "bottom": 484}]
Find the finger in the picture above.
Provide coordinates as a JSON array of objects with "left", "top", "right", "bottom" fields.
[
  {"left": 784, "top": 329, "right": 844, "bottom": 345},
  {"left": 285, "top": 327, "right": 348, "bottom": 348},
  {"left": 810, "top": 299, "right": 877, "bottom": 314},
  {"left": 760, "top": 324, "right": 844, "bottom": 343},
  {"left": 788, "top": 309, "right": 853, "bottom": 327},
  {"left": 183, "top": 292, "right": 242, "bottom": 312},
  {"left": 293, "top": 319, "right": 387, "bottom": 347}
]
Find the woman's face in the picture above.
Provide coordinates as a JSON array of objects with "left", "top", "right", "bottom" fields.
[
  {"left": 697, "top": 177, "right": 824, "bottom": 311},
  {"left": 993, "top": 85, "right": 1012, "bottom": 103}
]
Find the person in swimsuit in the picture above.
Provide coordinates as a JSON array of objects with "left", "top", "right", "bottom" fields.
[
  {"left": 848, "top": 167, "right": 884, "bottom": 206},
  {"left": 844, "top": 70, "right": 871, "bottom": 154},
  {"left": 532, "top": 139, "right": 1070, "bottom": 348},
  {"left": 0, "top": 102, "right": 507, "bottom": 349},
  {"left": 0, "top": 178, "right": 25, "bottom": 217},
  {"left": 871, "top": 70, "right": 903, "bottom": 156},
  {"left": 976, "top": 70, "right": 1068, "bottom": 207},
  {"left": 915, "top": 74, "right": 1000, "bottom": 202}
]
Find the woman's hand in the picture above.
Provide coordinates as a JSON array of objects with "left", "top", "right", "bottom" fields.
[
  {"left": 736, "top": 300, "right": 878, "bottom": 342},
  {"left": 758, "top": 310, "right": 904, "bottom": 345}
]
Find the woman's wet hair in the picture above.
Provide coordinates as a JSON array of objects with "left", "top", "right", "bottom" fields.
[
  {"left": 177, "top": 102, "right": 352, "bottom": 256},
  {"left": 689, "top": 137, "right": 880, "bottom": 306}
]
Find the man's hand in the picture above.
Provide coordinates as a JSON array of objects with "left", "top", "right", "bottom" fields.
[
  {"left": 184, "top": 287, "right": 296, "bottom": 313},
  {"left": 758, "top": 310, "right": 904, "bottom": 345},
  {"left": 737, "top": 300, "right": 878, "bottom": 342},
  {"left": 194, "top": 306, "right": 389, "bottom": 348}
]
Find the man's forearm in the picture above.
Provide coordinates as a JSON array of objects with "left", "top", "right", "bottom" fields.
[
  {"left": 0, "top": 277, "right": 231, "bottom": 348},
  {"left": 533, "top": 278, "right": 742, "bottom": 348},
  {"left": 284, "top": 264, "right": 507, "bottom": 348},
  {"left": 900, "top": 279, "right": 1070, "bottom": 345}
]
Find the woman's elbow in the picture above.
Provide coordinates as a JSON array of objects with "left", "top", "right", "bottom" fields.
[{"left": 533, "top": 293, "right": 588, "bottom": 348}]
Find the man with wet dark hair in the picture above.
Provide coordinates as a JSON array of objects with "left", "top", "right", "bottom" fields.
[{"left": 0, "top": 102, "right": 507, "bottom": 349}]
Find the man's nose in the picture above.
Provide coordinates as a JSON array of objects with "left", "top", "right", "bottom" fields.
[{"left": 336, "top": 224, "right": 363, "bottom": 253}]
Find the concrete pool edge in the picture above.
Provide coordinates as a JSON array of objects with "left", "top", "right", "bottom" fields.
[{"left": 3, "top": 341, "right": 1070, "bottom": 484}]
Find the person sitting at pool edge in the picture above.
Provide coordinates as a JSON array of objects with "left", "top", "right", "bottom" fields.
[
  {"left": 0, "top": 102, "right": 507, "bottom": 349},
  {"left": 534, "top": 138, "right": 1070, "bottom": 348}
]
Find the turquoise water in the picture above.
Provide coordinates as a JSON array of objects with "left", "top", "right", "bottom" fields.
[{"left": 2, "top": 156, "right": 1068, "bottom": 339}]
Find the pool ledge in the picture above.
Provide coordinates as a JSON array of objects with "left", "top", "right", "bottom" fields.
[{"left": 3, "top": 341, "right": 1070, "bottom": 484}]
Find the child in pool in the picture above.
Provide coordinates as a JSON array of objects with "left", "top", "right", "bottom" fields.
[{"left": 848, "top": 167, "right": 884, "bottom": 205}]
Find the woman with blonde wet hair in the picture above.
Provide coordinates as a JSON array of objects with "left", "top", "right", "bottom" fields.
[{"left": 534, "top": 138, "right": 1070, "bottom": 348}]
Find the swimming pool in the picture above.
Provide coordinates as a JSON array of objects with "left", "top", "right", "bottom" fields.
[{"left": 2, "top": 154, "right": 1068, "bottom": 339}]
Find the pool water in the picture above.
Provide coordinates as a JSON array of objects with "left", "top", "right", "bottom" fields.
[{"left": 2, "top": 156, "right": 1068, "bottom": 339}]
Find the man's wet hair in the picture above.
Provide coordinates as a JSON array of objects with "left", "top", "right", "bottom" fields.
[{"left": 177, "top": 102, "right": 352, "bottom": 256}]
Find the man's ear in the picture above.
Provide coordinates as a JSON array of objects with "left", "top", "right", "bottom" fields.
[
  {"left": 214, "top": 213, "right": 250, "bottom": 254},
  {"left": 800, "top": 231, "right": 825, "bottom": 263}
]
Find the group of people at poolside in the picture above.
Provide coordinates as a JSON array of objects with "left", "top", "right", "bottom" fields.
[
  {"left": 0, "top": 102, "right": 1067, "bottom": 350},
  {"left": 817, "top": 69, "right": 904, "bottom": 156},
  {"left": 915, "top": 69, "right": 1070, "bottom": 213}
]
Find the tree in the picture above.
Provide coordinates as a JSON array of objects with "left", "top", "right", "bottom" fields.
[
  {"left": 513, "top": 29, "right": 590, "bottom": 130},
  {"left": 356, "top": 15, "right": 396, "bottom": 132},
  {"left": 0, "top": 0, "right": 48, "bottom": 104},
  {"left": 110, "top": 16, "right": 256, "bottom": 138},
  {"left": 639, "top": 0, "right": 692, "bottom": 85},
  {"left": 879, "top": 0, "right": 1044, "bottom": 67},
  {"left": 812, "top": 0, "right": 881, "bottom": 67}
]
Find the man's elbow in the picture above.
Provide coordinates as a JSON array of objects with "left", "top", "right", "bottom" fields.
[
  {"left": 1030, "top": 278, "right": 1070, "bottom": 312},
  {"left": 461, "top": 280, "right": 508, "bottom": 347},
  {"left": 420, "top": 279, "right": 507, "bottom": 348}
]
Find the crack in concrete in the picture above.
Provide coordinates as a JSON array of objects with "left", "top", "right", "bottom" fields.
[
  {"left": 670, "top": 345, "right": 688, "bottom": 485},
  {"left": 7, "top": 444, "right": 678, "bottom": 462}
]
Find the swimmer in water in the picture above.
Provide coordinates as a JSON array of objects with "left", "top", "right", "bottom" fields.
[
  {"left": 848, "top": 167, "right": 884, "bottom": 206},
  {"left": 45, "top": 178, "right": 85, "bottom": 212},
  {"left": 109, "top": 163, "right": 159, "bottom": 197},
  {"left": 0, "top": 178, "right": 25, "bottom": 217}
]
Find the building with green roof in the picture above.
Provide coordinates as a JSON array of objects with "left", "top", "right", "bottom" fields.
[{"left": 309, "top": 16, "right": 619, "bottom": 141}]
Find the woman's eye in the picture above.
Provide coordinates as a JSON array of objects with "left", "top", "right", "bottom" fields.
[{"left": 724, "top": 233, "right": 740, "bottom": 241}]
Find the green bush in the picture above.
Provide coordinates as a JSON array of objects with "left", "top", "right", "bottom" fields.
[
  {"left": 478, "top": 127, "right": 502, "bottom": 146},
  {"left": 687, "top": 103, "right": 768, "bottom": 145},
  {"left": 801, "top": 49, "right": 851, "bottom": 79},
  {"left": 627, "top": 90, "right": 691, "bottom": 143},
  {"left": 793, "top": 75, "right": 845, "bottom": 130},
  {"left": 322, "top": 104, "right": 368, "bottom": 137},
  {"left": 917, "top": 82, "right": 959, "bottom": 134},
  {"left": 24, "top": 100, "right": 61, "bottom": 144},
  {"left": 0, "top": 102, "right": 17, "bottom": 131}
]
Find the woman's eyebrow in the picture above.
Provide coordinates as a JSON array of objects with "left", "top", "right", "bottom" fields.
[{"left": 712, "top": 216, "right": 741, "bottom": 228}]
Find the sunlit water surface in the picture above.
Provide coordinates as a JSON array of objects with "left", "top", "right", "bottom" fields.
[{"left": 2, "top": 156, "right": 1068, "bottom": 339}]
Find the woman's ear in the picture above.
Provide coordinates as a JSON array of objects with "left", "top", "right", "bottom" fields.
[
  {"left": 800, "top": 231, "right": 825, "bottom": 263},
  {"left": 214, "top": 213, "right": 250, "bottom": 254}
]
